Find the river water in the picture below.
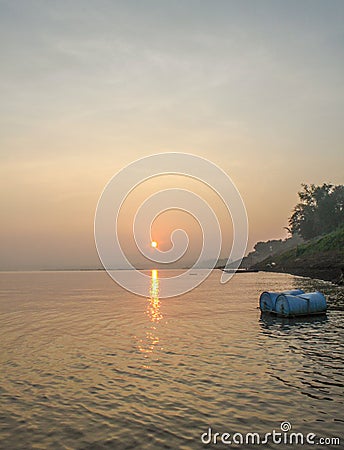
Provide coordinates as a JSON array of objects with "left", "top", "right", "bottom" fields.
[{"left": 0, "top": 270, "right": 343, "bottom": 449}]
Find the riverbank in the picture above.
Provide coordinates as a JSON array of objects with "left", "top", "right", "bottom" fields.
[{"left": 251, "top": 227, "right": 344, "bottom": 284}]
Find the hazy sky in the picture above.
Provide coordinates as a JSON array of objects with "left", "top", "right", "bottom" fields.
[{"left": 1, "top": 0, "right": 343, "bottom": 269}]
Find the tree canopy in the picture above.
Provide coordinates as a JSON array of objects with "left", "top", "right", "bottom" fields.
[{"left": 289, "top": 183, "right": 344, "bottom": 240}]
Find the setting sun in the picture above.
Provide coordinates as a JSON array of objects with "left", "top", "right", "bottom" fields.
[{"left": 151, "top": 241, "right": 158, "bottom": 248}]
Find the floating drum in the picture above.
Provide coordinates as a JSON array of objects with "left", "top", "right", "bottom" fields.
[
  {"left": 259, "top": 289, "right": 305, "bottom": 312},
  {"left": 275, "top": 292, "right": 327, "bottom": 317}
]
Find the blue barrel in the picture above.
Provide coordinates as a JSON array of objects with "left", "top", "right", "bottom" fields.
[
  {"left": 259, "top": 289, "right": 305, "bottom": 312},
  {"left": 275, "top": 292, "right": 327, "bottom": 317}
]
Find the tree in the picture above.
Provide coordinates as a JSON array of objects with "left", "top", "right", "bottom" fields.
[{"left": 289, "top": 183, "right": 344, "bottom": 240}]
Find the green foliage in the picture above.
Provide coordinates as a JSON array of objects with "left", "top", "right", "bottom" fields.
[
  {"left": 302, "top": 226, "right": 344, "bottom": 254},
  {"left": 267, "top": 226, "right": 344, "bottom": 267},
  {"left": 289, "top": 183, "right": 344, "bottom": 240}
]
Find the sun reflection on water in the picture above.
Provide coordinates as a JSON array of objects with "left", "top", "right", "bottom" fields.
[
  {"left": 137, "top": 270, "right": 163, "bottom": 358},
  {"left": 147, "top": 269, "right": 162, "bottom": 323}
]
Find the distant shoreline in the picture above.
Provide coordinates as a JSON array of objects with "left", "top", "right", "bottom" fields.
[{"left": 0, "top": 267, "right": 342, "bottom": 286}]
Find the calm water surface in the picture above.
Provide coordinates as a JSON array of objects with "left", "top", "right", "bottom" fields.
[{"left": 0, "top": 271, "right": 343, "bottom": 449}]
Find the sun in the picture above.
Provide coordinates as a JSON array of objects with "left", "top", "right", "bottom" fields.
[{"left": 151, "top": 241, "right": 158, "bottom": 248}]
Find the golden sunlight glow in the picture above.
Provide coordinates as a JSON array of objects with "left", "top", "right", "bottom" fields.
[
  {"left": 137, "top": 269, "right": 162, "bottom": 357},
  {"left": 151, "top": 268, "right": 158, "bottom": 280},
  {"left": 148, "top": 270, "right": 161, "bottom": 322}
]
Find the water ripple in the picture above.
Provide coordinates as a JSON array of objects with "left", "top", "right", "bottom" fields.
[{"left": 0, "top": 271, "right": 343, "bottom": 449}]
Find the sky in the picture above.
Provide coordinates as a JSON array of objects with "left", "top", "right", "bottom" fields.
[{"left": 1, "top": 0, "right": 343, "bottom": 270}]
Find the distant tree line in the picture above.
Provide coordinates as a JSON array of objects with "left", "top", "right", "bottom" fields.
[{"left": 288, "top": 183, "right": 344, "bottom": 240}]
